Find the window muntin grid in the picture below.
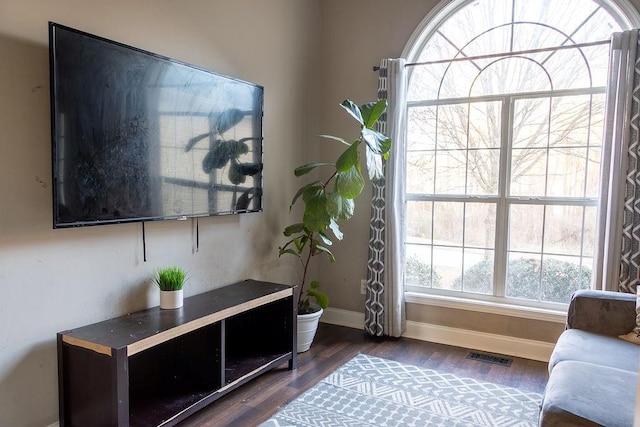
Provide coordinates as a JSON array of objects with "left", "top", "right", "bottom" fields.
[{"left": 403, "top": 0, "right": 627, "bottom": 306}]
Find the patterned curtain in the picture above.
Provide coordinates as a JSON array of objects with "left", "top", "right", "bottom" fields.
[
  {"left": 364, "top": 59, "right": 407, "bottom": 337},
  {"left": 596, "top": 29, "right": 640, "bottom": 293}
]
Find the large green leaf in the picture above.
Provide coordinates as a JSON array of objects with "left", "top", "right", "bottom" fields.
[
  {"left": 326, "top": 191, "right": 339, "bottom": 218},
  {"left": 295, "top": 162, "right": 333, "bottom": 177},
  {"left": 283, "top": 223, "right": 305, "bottom": 236},
  {"left": 335, "top": 141, "right": 359, "bottom": 173},
  {"left": 362, "top": 128, "right": 392, "bottom": 155},
  {"left": 340, "top": 196, "right": 355, "bottom": 220},
  {"left": 329, "top": 218, "right": 343, "bottom": 240},
  {"left": 302, "top": 187, "right": 331, "bottom": 231},
  {"left": 294, "top": 235, "right": 309, "bottom": 251},
  {"left": 340, "top": 99, "right": 364, "bottom": 126},
  {"left": 327, "top": 191, "right": 355, "bottom": 221},
  {"left": 307, "top": 286, "right": 329, "bottom": 309},
  {"left": 335, "top": 165, "right": 364, "bottom": 199},
  {"left": 290, "top": 181, "right": 322, "bottom": 209},
  {"left": 278, "top": 248, "right": 298, "bottom": 257},
  {"left": 365, "top": 147, "right": 384, "bottom": 180},
  {"left": 318, "top": 134, "right": 350, "bottom": 146},
  {"left": 360, "top": 99, "right": 387, "bottom": 129},
  {"left": 318, "top": 231, "right": 333, "bottom": 246},
  {"left": 314, "top": 244, "right": 336, "bottom": 262},
  {"left": 302, "top": 185, "right": 324, "bottom": 203},
  {"left": 278, "top": 234, "right": 308, "bottom": 256}
]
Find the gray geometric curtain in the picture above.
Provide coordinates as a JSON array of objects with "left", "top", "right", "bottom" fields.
[
  {"left": 619, "top": 33, "right": 640, "bottom": 294},
  {"left": 596, "top": 29, "right": 640, "bottom": 294},
  {"left": 364, "top": 147, "right": 387, "bottom": 336},
  {"left": 364, "top": 58, "right": 407, "bottom": 337}
]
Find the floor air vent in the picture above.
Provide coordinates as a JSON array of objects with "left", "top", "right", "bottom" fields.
[{"left": 467, "top": 351, "right": 513, "bottom": 367}]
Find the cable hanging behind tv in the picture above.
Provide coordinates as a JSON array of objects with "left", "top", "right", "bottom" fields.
[{"left": 49, "top": 22, "right": 264, "bottom": 228}]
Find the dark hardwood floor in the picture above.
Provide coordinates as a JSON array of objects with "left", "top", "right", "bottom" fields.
[{"left": 178, "top": 323, "right": 549, "bottom": 426}]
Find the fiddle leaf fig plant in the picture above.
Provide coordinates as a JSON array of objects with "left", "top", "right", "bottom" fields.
[{"left": 279, "top": 99, "right": 391, "bottom": 314}]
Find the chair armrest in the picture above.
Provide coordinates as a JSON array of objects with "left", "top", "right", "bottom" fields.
[{"left": 567, "top": 289, "right": 636, "bottom": 336}]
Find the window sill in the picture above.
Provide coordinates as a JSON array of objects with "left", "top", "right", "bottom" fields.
[{"left": 404, "top": 291, "right": 567, "bottom": 324}]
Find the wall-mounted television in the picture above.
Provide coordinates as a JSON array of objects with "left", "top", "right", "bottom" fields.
[{"left": 49, "top": 22, "right": 264, "bottom": 228}]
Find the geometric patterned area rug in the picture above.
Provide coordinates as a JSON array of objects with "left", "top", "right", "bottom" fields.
[{"left": 259, "top": 353, "right": 542, "bottom": 427}]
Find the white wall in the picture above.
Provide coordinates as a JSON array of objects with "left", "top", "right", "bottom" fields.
[{"left": 0, "top": 1, "right": 321, "bottom": 425}]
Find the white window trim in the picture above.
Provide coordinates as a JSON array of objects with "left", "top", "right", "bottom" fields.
[{"left": 405, "top": 291, "right": 567, "bottom": 323}]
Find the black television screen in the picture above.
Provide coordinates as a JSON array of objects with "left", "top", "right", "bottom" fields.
[{"left": 49, "top": 23, "right": 263, "bottom": 228}]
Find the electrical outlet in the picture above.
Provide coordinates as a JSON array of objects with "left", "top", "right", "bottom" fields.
[{"left": 360, "top": 279, "right": 367, "bottom": 295}]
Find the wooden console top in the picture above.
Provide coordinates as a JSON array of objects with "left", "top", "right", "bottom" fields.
[{"left": 60, "top": 280, "right": 294, "bottom": 356}]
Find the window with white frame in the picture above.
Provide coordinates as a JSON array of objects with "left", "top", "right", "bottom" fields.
[{"left": 403, "top": 0, "right": 636, "bottom": 308}]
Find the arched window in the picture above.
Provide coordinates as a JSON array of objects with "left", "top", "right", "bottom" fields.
[{"left": 402, "top": 0, "right": 639, "bottom": 307}]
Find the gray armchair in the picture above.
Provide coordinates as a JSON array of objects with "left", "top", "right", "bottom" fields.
[{"left": 539, "top": 289, "right": 639, "bottom": 426}]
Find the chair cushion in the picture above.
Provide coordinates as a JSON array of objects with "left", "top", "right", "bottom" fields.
[
  {"left": 539, "top": 360, "right": 637, "bottom": 426},
  {"left": 567, "top": 290, "right": 636, "bottom": 335},
  {"left": 549, "top": 328, "right": 640, "bottom": 373}
]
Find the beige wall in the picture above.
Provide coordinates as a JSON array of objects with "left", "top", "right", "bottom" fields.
[
  {"left": 0, "top": 1, "right": 320, "bottom": 425},
  {"left": 316, "top": 0, "right": 640, "bottom": 344},
  {"left": 316, "top": 0, "right": 440, "bottom": 313}
]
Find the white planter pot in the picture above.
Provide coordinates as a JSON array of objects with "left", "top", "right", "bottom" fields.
[
  {"left": 297, "top": 307, "right": 323, "bottom": 353},
  {"left": 160, "top": 289, "right": 183, "bottom": 309}
]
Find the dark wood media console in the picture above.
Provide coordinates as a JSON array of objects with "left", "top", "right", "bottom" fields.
[{"left": 57, "top": 280, "right": 297, "bottom": 426}]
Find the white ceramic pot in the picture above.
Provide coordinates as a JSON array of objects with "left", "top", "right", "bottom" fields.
[
  {"left": 297, "top": 307, "right": 323, "bottom": 353},
  {"left": 160, "top": 289, "right": 183, "bottom": 309}
]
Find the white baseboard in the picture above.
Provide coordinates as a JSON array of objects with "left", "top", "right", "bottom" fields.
[
  {"left": 320, "top": 307, "right": 553, "bottom": 362},
  {"left": 46, "top": 422, "right": 59, "bottom": 427},
  {"left": 320, "top": 306, "right": 366, "bottom": 328}
]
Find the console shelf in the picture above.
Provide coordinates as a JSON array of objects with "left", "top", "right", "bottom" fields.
[{"left": 57, "top": 280, "right": 297, "bottom": 427}]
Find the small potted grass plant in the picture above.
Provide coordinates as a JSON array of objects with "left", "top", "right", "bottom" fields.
[{"left": 155, "top": 266, "right": 187, "bottom": 309}]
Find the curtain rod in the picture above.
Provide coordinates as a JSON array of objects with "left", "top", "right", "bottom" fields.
[{"left": 373, "top": 39, "right": 611, "bottom": 71}]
